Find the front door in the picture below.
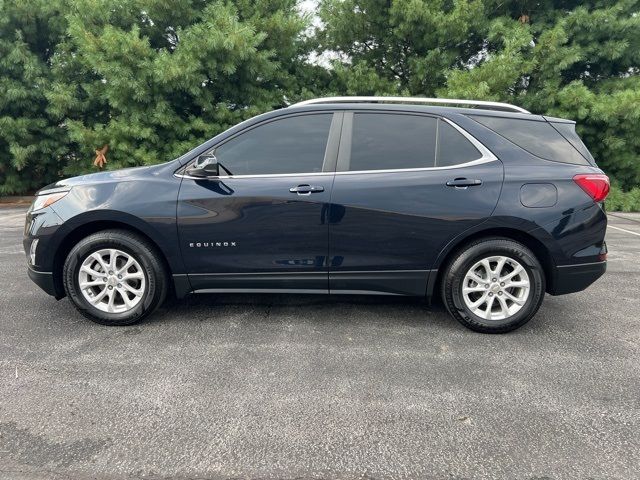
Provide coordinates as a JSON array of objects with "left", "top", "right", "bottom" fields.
[
  {"left": 177, "top": 112, "right": 339, "bottom": 292},
  {"left": 328, "top": 112, "right": 504, "bottom": 295}
]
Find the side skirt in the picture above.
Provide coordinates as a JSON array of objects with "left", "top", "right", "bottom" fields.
[
  {"left": 188, "top": 271, "right": 328, "bottom": 293},
  {"left": 176, "top": 270, "right": 433, "bottom": 297},
  {"left": 329, "top": 270, "right": 430, "bottom": 296}
]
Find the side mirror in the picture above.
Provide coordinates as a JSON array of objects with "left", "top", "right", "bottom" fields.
[{"left": 186, "top": 154, "right": 219, "bottom": 178}]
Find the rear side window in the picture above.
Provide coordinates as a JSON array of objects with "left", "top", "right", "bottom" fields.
[
  {"left": 346, "top": 113, "right": 437, "bottom": 171},
  {"left": 471, "top": 115, "right": 591, "bottom": 165},
  {"left": 436, "top": 121, "right": 482, "bottom": 167},
  {"left": 344, "top": 113, "right": 482, "bottom": 171},
  {"left": 215, "top": 113, "right": 332, "bottom": 175},
  {"left": 552, "top": 122, "right": 595, "bottom": 163}
]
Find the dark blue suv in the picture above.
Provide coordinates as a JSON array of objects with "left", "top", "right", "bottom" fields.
[{"left": 23, "top": 97, "right": 609, "bottom": 333}]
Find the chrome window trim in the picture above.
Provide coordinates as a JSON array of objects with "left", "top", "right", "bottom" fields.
[
  {"left": 175, "top": 171, "right": 335, "bottom": 180},
  {"left": 175, "top": 117, "right": 498, "bottom": 180},
  {"left": 333, "top": 157, "right": 496, "bottom": 176},
  {"left": 445, "top": 117, "right": 496, "bottom": 161}
]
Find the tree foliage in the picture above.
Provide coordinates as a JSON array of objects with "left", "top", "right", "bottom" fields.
[
  {"left": 0, "top": 0, "right": 69, "bottom": 194},
  {"left": 0, "top": 0, "right": 639, "bottom": 194}
]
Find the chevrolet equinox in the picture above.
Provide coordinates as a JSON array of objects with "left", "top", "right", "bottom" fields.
[{"left": 24, "top": 97, "right": 609, "bottom": 333}]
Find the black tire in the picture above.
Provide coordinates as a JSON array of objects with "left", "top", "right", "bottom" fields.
[
  {"left": 441, "top": 237, "right": 545, "bottom": 333},
  {"left": 62, "top": 229, "right": 167, "bottom": 326}
]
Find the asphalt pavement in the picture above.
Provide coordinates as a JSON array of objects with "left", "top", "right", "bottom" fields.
[{"left": 0, "top": 207, "right": 638, "bottom": 479}]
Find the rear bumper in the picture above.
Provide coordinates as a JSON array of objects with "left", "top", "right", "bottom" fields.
[
  {"left": 549, "top": 261, "right": 606, "bottom": 295},
  {"left": 27, "top": 266, "right": 59, "bottom": 298}
]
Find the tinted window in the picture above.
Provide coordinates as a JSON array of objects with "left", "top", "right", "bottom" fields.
[
  {"left": 347, "top": 113, "right": 437, "bottom": 171},
  {"left": 472, "top": 115, "right": 590, "bottom": 165},
  {"left": 214, "top": 114, "right": 332, "bottom": 175},
  {"left": 552, "top": 122, "right": 595, "bottom": 163},
  {"left": 436, "top": 121, "right": 482, "bottom": 166}
]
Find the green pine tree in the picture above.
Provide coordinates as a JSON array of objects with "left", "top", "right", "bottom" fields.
[{"left": 0, "top": 0, "right": 69, "bottom": 194}]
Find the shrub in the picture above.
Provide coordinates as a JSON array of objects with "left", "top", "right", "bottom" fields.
[{"left": 606, "top": 185, "right": 640, "bottom": 212}]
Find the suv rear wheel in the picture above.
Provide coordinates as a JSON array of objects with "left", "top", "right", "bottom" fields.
[
  {"left": 441, "top": 238, "right": 545, "bottom": 333},
  {"left": 62, "top": 230, "right": 167, "bottom": 326}
]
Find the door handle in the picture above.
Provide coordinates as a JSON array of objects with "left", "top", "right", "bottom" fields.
[
  {"left": 289, "top": 184, "right": 325, "bottom": 195},
  {"left": 446, "top": 178, "right": 483, "bottom": 188}
]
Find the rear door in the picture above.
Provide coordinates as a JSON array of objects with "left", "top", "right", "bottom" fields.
[
  {"left": 177, "top": 112, "right": 341, "bottom": 292},
  {"left": 328, "top": 111, "right": 504, "bottom": 295}
]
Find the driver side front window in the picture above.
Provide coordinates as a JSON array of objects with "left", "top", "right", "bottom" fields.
[{"left": 214, "top": 113, "right": 333, "bottom": 175}]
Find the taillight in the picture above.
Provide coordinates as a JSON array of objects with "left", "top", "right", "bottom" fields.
[{"left": 573, "top": 174, "right": 610, "bottom": 202}]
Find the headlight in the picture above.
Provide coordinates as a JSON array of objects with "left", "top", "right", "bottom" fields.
[{"left": 32, "top": 189, "right": 70, "bottom": 211}]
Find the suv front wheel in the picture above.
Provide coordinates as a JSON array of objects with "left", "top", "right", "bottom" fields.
[
  {"left": 62, "top": 230, "right": 167, "bottom": 326},
  {"left": 441, "top": 238, "right": 545, "bottom": 333}
]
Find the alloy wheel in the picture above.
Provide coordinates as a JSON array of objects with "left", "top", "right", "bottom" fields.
[
  {"left": 78, "top": 249, "right": 146, "bottom": 313},
  {"left": 461, "top": 255, "right": 530, "bottom": 320}
]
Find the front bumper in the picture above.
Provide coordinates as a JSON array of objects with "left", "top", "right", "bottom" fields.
[
  {"left": 27, "top": 265, "right": 60, "bottom": 298},
  {"left": 23, "top": 206, "right": 67, "bottom": 298},
  {"left": 549, "top": 260, "right": 607, "bottom": 295}
]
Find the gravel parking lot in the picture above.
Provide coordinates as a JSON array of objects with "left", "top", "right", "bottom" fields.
[{"left": 0, "top": 207, "right": 638, "bottom": 479}]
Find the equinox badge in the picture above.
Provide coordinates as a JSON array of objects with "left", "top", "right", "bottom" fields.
[{"left": 189, "top": 242, "right": 237, "bottom": 248}]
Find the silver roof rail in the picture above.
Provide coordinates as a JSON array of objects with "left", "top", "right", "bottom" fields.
[{"left": 290, "top": 96, "right": 530, "bottom": 114}]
